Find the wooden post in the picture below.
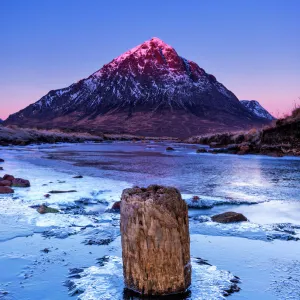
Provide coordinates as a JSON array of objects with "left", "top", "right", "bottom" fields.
[{"left": 120, "top": 185, "right": 191, "bottom": 296}]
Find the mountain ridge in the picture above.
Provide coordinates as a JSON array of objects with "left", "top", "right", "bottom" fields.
[
  {"left": 5, "top": 37, "right": 269, "bottom": 137},
  {"left": 240, "top": 100, "right": 275, "bottom": 121}
]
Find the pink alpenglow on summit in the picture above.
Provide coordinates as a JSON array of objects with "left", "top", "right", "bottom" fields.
[{"left": 5, "top": 38, "right": 271, "bottom": 138}]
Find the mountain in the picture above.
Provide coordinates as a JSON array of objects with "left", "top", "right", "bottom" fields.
[
  {"left": 240, "top": 100, "right": 275, "bottom": 121},
  {"left": 5, "top": 37, "right": 270, "bottom": 138}
]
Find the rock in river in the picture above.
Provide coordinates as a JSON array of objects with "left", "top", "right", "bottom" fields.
[
  {"left": 166, "top": 146, "right": 175, "bottom": 151},
  {"left": 196, "top": 148, "right": 207, "bottom": 153},
  {"left": 211, "top": 211, "right": 248, "bottom": 223},
  {"left": 3, "top": 174, "right": 14, "bottom": 181},
  {"left": 48, "top": 190, "right": 77, "bottom": 194},
  {"left": 111, "top": 201, "right": 121, "bottom": 211},
  {"left": 120, "top": 185, "right": 191, "bottom": 296},
  {"left": 12, "top": 178, "right": 30, "bottom": 187},
  {"left": 0, "top": 180, "right": 12, "bottom": 187},
  {"left": 0, "top": 186, "right": 14, "bottom": 194},
  {"left": 37, "top": 204, "right": 59, "bottom": 214}
]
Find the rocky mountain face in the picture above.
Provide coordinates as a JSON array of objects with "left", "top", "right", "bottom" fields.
[
  {"left": 5, "top": 38, "right": 270, "bottom": 137},
  {"left": 240, "top": 100, "right": 275, "bottom": 121}
]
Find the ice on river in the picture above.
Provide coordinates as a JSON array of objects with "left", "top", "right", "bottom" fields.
[
  {"left": 0, "top": 142, "right": 300, "bottom": 299},
  {"left": 66, "top": 256, "right": 240, "bottom": 300},
  {"left": 0, "top": 150, "right": 129, "bottom": 241}
]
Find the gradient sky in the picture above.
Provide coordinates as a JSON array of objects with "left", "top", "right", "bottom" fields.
[{"left": 0, "top": 0, "right": 299, "bottom": 120}]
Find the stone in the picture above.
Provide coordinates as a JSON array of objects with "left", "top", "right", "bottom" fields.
[
  {"left": 209, "top": 148, "right": 229, "bottom": 154},
  {"left": 48, "top": 190, "right": 77, "bottom": 194},
  {"left": 41, "top": 248, "right": 51, "bottom": 253},
  {"left": 211, "top": 212, "right": 248, "bottom": 223},
  {"left": 0, "top": 159, "right": 4, "bottom": 162},
  {"left": 192, "top": 195, "right": 200, "bottom": 202},
  {"left": 227, "top": 144, "right": 240, "bottom": 151},
  {"left": 12, "top": 178, "right": 30, "bottom": 187},
  {"left": 3, "top": 174, "right": 14, "bottom": 181},
  {"left": 0, "top": 186, "right": 14, "bottom": 194},
  {"left": 196, "top": 148, "right": 207, "bottom": 153},
  {"left": 166, "top": 146, "right": 175, "bottom": 151},
  {"left": 73, "top": 175, "right": 83, "bottom": 178},
  {"left": 0, "top": 167, "right": 3, "bottom": 170},
  {"left": 209, "top": 142, "right": 222, "bottom": 148},
  {"left": 0, "top": 180, "right": 12, "bottom": 186},
  {"left": 237, "top": 144, "right": 250, "bottom": 155},
  {"left": 37, "top": 204, "right": 59, "bottom": 214},
  {"left": 44, "top": 194, "right": 51, "bottom": 198},
  {"left": 111, "top": 201, "right": 121, "bottom": 211},
  {"left": 120, "top": 185, "right": 191, "bottom": 296}
]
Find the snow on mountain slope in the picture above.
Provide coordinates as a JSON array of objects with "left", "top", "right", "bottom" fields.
[
  {"left": 240, "top": 100, "right": 275, "bottom": 121},
  {"left": 5, "top": 38, "right": 270, "bottom": 137}
]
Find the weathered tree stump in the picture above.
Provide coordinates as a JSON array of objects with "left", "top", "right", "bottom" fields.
[{"left": 120, "top": 185, "right": 191, "bottom": 296}]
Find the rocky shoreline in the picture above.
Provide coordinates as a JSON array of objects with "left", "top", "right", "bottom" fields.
[
  {"left": 186, "top": 113, "right": 300, "bottom": 157},
  {"left": 0, "top": 125, "right": 179, "bottom": 146},
  {"left": 0, "top": 125, "right": 104, "bottom": 146},
  {"left": 0, "top": 160, "right": 30, "bottom": 194}
]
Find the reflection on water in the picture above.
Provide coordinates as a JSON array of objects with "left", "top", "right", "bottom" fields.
[{"left": 34, "top": 142, "right": 300, "bottom": 203}]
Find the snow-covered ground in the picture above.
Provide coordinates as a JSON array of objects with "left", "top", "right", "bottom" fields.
[{"left": 0, "top": 142, "right": 300, "bottom": 299}]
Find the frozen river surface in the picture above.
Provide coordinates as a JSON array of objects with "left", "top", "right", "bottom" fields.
[{"left": 0, "top": 142, "right": 300, "bottom": 299}]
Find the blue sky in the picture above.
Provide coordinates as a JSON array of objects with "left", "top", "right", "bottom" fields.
[{"left": 0, "top": 0, "right": 299, "bottom": 119}]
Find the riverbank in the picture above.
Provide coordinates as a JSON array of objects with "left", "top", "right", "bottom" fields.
[
  {"left": 186, "top": 111, "right": 300, "bottom": 157},
  {"left": 0, "top": 125, "right": 180, "bottom": 146}
]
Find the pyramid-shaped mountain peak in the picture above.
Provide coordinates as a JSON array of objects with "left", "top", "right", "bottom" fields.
[{"left": 5, "top": 38, "right": 269, "bottom": 137}]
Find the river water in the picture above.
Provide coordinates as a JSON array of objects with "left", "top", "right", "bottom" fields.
[{"left": 0, "top": 142, "right": 300, "bottom": 299}]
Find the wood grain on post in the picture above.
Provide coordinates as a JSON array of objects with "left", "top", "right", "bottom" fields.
[{"left": 120, "top": 185, "right": 191, "bottom": 296}]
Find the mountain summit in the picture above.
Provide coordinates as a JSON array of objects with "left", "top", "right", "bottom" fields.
[
  {"left": 240, "top": 100, "right": 275, "bottom": 121},
  {"left": 6, "top": 38, "right": 269, "bottom": 137}
]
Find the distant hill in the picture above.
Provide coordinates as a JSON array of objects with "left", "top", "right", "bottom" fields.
[
  {"left": 5, "top": 38, "right": 269, "bottom": 138},
  {"left": 240, "top": 100, "right": 275, "bottom": 121}
]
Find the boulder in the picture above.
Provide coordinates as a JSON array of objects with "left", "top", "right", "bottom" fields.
[
  {"left": 3, "top": 174, "right": 14, "bottom": 181},
  {"left": 209, "top": 148, "right": 229, "bottom": 154},
  {"left": 0, "top": 180, "right": 12, "bottom": 187},
  {"left": 260, "top": 144, "right": 284, "bottom": 157},
  {"left": 0, "top": 167, "right": 3, "bottom": 170},
  {"left": 211, "top": 212, "right": 248, "bottom": 223},
  {"left": 121, "top": 185, "right": 191, "bottom": 296},
  {"left": 192, "top": 195, "right": 200, "bottom": 202},
  {"left": 0, "top": 159, "right": 4, "bottom": 162},
  {"left": 237, "top": 144, "right": 250, "bottom": 155},
  {"left": 12, "top": 178, "right": 30, "bottom": 187},
  {"left": 196, "top": 148, "right": 207, "bottom": 153},
  {"left": 0, "top": 186, "right": 14, "bottom": 194},
  {"left": 166, "top": 146, "right": 175, "bottom": 151},
  {"left": 73, "top": 175, "right": 83, "bottom": 179},
  {"left": 227, "top": 144, "right": 240, "bottom": 151},
  {"left": 209, "top": 142, "right": 222, "bottom": 148},
  {"left": 48, "top": 190, "right": 77, "bottom": 194},
  {"left": 37, "top": 204, "right": 59, "bottom": 214},
  {"left": 225, "top": 144, "right": 240, "bottom": 154},
  {"left": 111, "top": 201, "right": 121, "bottom": 211}
]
